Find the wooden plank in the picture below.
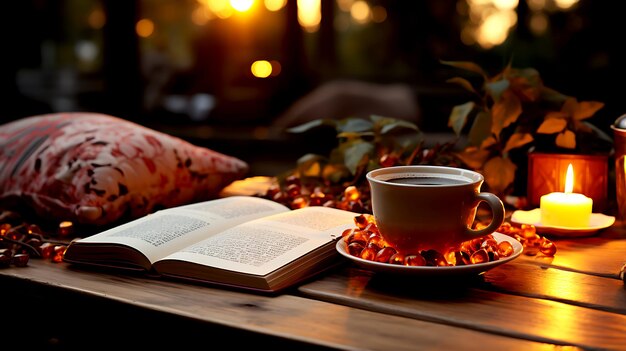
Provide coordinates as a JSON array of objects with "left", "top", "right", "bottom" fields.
[
  {"left": 298, "top": 266, "right": 626, "bottom": 351},
  {"left": 520, "top": 232, "right": 626, "bottom": 278},
  {"left": 482, "top": 262, "right": 626, "bottom": 314},
  {"left": 0, "top": 259, "right": 565, "bottom": 351}
]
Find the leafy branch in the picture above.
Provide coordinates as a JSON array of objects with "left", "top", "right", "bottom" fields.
[
  {"left": 286, "top": 115, "right": 461, "bottom": 186},
  {"left": 442, "top": 59, "right": 611, "bottom": 196}
]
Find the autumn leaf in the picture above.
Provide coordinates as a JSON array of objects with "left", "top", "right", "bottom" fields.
[
  {"left": 446, "top": 77, "right": 478, "bottom": 95},
  {"left": 440, "top": 60, "right": 488, "bottom": 80},
  {"left": 537, "top": 118, "right": 567, "bottom": 134},
  {"left": 503, "top": 132, "right": 533, "bottom": 153},
  {"left": 483, "top": 156, "right": 516, "bottom": 195},
  {"left": 454, "top": 147, "right": 491, "bottom": 170},
  {"left": 506, "top": 68, "right": 542, "bottom": 102},
  {"left": 491, "top": 90, "right": 521, "bottom": 138},
  {"left": 468, "top": 111, "right": 492, "bottom": 147},
  {"left": 480, "top": 136, "right": 498, "bottom": 149},
  {"left": 560, "top": 97, "right": 578, "bottom": 115},
  {"left": 573, "top": 101, "right": 604, "bottom": 121},
  {"left": 555, "top": 130, "right": 577, "bottom": 149}
]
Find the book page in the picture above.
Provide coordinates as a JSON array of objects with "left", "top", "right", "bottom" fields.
[
  {"left": 74, "top": 196, "right": 289, "bottom": 263},
  {"left": 158, "top": 206, "right": 358, "bottom": 276}
]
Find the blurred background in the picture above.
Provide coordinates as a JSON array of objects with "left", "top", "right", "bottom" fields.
[{"left": 2, "top": 0, "right": 623, "bottom": 175}]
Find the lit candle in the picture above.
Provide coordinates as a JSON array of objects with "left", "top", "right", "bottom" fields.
[{"left": 540, "top": 163, "right": 593, "bottom": 228}]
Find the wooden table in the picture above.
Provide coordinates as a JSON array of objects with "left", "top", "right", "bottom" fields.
[{"left": 2, "top": 219, "right": 626, "bottom": 350}]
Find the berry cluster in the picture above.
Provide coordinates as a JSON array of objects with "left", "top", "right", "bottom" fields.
[
  {"left": 0, "top": 212, "right": 71, "bottom": 268},
  {"left": 342, "top": 214, "right": 517, "bottom": 267},
  {"left": 263, "top": 174, "right": 372, "bottom": 213},
  {"left": 495, "top": 222, "right": 557, "bottom": 257}
]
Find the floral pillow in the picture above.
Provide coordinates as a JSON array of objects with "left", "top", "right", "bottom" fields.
[{"left": 0, "top": 113, "right": 249, "bottom": 226}]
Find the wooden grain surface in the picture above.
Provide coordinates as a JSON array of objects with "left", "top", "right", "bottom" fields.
[
  {"left": 2, "top": 214, "right": 625, "bottom": 350},
  {"left": 298, "top": 225, "right": 626, "bottom": 351},
  {"left": 0, "top": 259, "right": 566, "bottom": 351}
]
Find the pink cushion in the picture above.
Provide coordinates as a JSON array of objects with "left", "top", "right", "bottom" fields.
[{"left": 0, "top": 113, "right": 249, "bottom": 226}]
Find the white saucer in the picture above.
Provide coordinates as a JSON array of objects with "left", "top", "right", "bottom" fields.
[
  {"left": 510, "top": 208, "right": 615, "bottom": 237},
  {"left": 336, "top": 232, "right": 523, "bottom": 277}
]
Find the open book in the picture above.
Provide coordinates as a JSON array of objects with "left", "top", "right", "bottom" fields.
[{"left": 63, "top": 196, "right": 359, "bottom": 293}]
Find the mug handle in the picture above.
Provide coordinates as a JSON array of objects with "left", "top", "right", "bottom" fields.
[{"left": 465, "top": 192, "right": 505, "bottom": 237}]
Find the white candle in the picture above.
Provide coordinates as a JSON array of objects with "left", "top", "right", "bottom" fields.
[{"left": 540, "top": 164, "right": 592, "bottom": 228}]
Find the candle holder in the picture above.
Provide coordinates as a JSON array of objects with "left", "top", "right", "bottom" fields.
[{"left": 527, "top": 152, "right": 608, "bottom": 212}]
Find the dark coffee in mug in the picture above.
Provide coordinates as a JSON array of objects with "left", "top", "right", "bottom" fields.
[
  {"left": 387, "top": 176, "right": 469, "bottom": 186},
  {"left": 366, "top": 165, "right": 505, "bottom": 254}
]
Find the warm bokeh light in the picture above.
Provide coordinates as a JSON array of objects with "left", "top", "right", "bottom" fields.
[
  {"left": 136, "top": 19, "right": 155, "bottom": 38},
  {"left": 527, "top": 0, "right": 546, "bottom": 11},
  {"left": 337, "top": 0, "right": 354, "bottom": 12},
  {"left": 529, "top": 11, "right": 548, "bottom": 35},
  {"left": 350, "top": 1, "right": 371, "bottom": 24},
  {"left": 88, "top": 8, "right": 106, "bottom": 29},
  {"left": 206, "top": 0, "right": 234, "bottom": 18},
  {"left": 476, "top": 10, "right": 516, "bottom": 48},
  {"left": 460, "top": 26, "right": 476, "bottom": 45},
  {"left": 297, "top": 0, "right": 321, "bottom": 32},
  {"left": 554, "top": 0, "right": 579, "bottom": 10},
  {"left": 231, "top": 0, "right": 254, "bottom": 12},
  {"left": 334, "top": 13, "right": 350, "bottom": 31},
  {"left": 251, "top": 60, "right": 272, "bottom": 78},
  {"left": 371, "top": 5, "right": 387, "bottom": 23},
  {"left": 461, "top": 0, "right": 578, "bottom": 49},
  {"left": 269, "top": 60, "right": 282, "bottom": 76},
  {"left": 493, "top": 0, "right": 518, "bottom": 10},
  {"left": 192, "top": 6, "right": 215, "bottom": 25},
  {"left": 265, "top": 0, "right": 287, "bottom": 12}
]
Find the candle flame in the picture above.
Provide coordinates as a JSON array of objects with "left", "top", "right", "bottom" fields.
[{"left": 564, "top": 163, "right": 574, "bottom": 193}]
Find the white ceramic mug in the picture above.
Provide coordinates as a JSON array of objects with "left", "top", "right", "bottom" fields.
[{"left": 366, "top": 165, "right": 505, "bottom": 254}]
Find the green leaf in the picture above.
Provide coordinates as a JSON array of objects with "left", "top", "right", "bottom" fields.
[
  {"left": 286, "top": 119, "right": 336, "bottom": 133},
  {"left": 341, "top": 140, "right": 374, "bottom": 175},
  {"left": 539, "top": 86, "right": 569, "bottom": 105},
  {"left": 583, "top": 121, "right": 613, "bottom": 143},
  {"left": 491, "top": 90, "right": 521, "bottom": 137},
  {"left": 515, "top": 67, "right": 541, "bottom": 82},
  {"left": 486, "top": 79, "right": 510, "bottom": 102},
  {"left": 468, "top": 111, "right": 492, "bottom": 147},
  {"left": 336, "top": 117, "right": 374, "bottom": 133},
  {"left": 537, "top": 118, "right": 567, "bottom": 134},
  {"left": 555, "top": 130, "right": 576, "bottom": 149},
  {"left": 448, "top": 101, "right": 475, "bottom": 136},
  {"left": 440, "top": 60, "right": 487, "bottom": 80},
  {"left": 483, "top": 156, "right": 516, "bottom": 195},
  {"left": 503, "top": 132, "right": 533, "bottom": 153},
  {"left": 446, "top": 77, "right": 477, "bottom": 95},
  {"left": 573, "top": 101, "right": 604, "bottom": 120},
  {"left": 296, "top": 153, "right": 325, "bottom": 164},
  {"left": 337, "top": 131, "right": 374, "bottom": 140},
  {"left": 379, "top": 119, "right": 420, "bottom": 135}
]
